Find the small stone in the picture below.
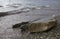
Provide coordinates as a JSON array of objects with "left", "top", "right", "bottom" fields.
[{"left": 28, "top": 17, "right": 57, "bottom": 32}]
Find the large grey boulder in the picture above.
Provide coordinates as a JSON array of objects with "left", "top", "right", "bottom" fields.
[{"left": 27, "top": 17, "right": 57, "bottom": 32}]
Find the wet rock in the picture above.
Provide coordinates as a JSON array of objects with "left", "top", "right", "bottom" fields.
[
  {"left": 20, "top": 24, "right": 28, "bottom": 31},
  {"left": 12, "top": 17, "right": 57, "bottom": 32},
  {"left": 12, "top": 22, "right": 29, "bottom": 28},
  {"left": 28, "top": 18, "right": 57, "bottom": 32}
]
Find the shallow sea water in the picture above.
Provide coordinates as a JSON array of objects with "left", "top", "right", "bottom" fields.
[{"left": 0, "top": 0, "right": 60, "bottom": 39}]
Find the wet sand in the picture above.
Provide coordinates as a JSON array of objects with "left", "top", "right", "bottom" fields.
[{"left": 0, "top": 6, "right": 60, "bottom": 39}]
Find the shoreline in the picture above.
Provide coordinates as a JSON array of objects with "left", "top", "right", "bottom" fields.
[{"left": 0, "top": 5, "right": 60, "bottom": 39}]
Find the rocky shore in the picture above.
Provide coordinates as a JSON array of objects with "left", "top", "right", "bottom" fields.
[{"left": 0, "top": 6, "right": 60, "bottom": 39}]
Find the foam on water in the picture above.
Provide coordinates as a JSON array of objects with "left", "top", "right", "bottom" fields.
[{"left": 0, "top": 4, "right": 42, "bottom": 14}]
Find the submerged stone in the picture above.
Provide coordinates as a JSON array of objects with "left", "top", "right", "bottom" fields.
[
  {"left": 12, "top": 17, "right": 57, "bottom": 32},
  {"left": 12, "top": 22, "right": 29, "bottom": 28},
  {"left": 28, "top": 17, "right": 57, "bottom": 32}
]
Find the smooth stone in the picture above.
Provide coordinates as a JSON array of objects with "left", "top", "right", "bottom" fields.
[
  {"left": 28, "top": 17, "right": 57, "bottom": 32},
  {"left": 12, "top": 17, "right": 57, "bottom": 32}
]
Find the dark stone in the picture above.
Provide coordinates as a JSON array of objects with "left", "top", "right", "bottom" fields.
[
  {"left": 0, "top": 6, "right": 3, "bottom": 7},
  {"left": 12, "top": 22, "right": 29, "bottom": 28},
  {"left": 21, "top": 24, "right": 28, "bottom": 31}
]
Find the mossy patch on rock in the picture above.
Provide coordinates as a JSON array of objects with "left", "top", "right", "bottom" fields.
[{"left": 28, "top": 18, "right": 57, "bottom": 32}]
